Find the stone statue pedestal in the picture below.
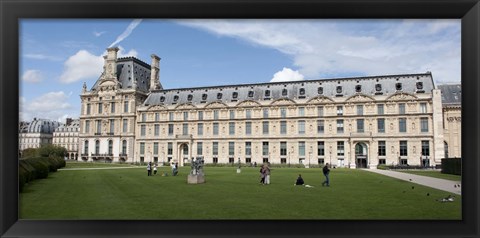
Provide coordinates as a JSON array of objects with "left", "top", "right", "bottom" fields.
[
  {"left": 237, "top": 168, "right": 241, "bottom": 173},
  {"left": 188, "top": 174, "right": 205, "bottom": 184}
]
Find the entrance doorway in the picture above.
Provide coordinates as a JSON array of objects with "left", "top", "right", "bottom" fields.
[
  {"left": 179, "top": 143, "right": 189, "bottom": 164},
  {"left": 355, "top": 143, "right": 368, "bottom": 168}
]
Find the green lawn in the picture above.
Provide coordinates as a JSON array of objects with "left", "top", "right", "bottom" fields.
[
  {"left": 394, "top": 170, "right": 461, "bottom": 182},
  {"left": 19, "top": 166, "right": 461, "bottom": 220}
]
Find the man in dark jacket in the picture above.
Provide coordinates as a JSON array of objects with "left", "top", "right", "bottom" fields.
[
  {"left": 322, "top": 163, "right": 330, "bottom": 187},
  {"left": 295, "top": 174, "right": 305, "bottom": 186}
]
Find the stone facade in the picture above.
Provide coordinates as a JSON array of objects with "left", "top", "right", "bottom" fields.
[
  {"left": 19, "top": 118, "right": 61, "bottom": 153},
  {"left": 438, "top": 84, "right": 461, "bottom": 158},
  {"left": 53, "top": 118, "right": 80, "bottom": 160},
  {"left": 78, "top": 50, "right": 448, "bottom": 168}
]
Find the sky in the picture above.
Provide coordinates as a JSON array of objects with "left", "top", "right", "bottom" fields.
[{"left": 20, "top": 19, "right": 461, "bottom": 122}]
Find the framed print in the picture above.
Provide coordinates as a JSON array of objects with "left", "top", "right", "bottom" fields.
[{"left": 1, "top": 0, "right": 479, "bottom": 237}]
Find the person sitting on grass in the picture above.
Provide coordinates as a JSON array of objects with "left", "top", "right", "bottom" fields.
[{"left": 295, "top": 174, "right": 305, "bottom": 186}]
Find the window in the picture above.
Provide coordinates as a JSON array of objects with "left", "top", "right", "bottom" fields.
[
  {"left": 317, "top": 106, "right": 324, "bottom": 117},
  {"left": 282, "top": 88, "right": 288, "bottom": 96},
  {"left": 280, "top": 121, "right": 287, "bottom": 135},
  {"left": 357, "top": 119, "right": 364, "bottom": 133},
  {"left": 124, "top": 101, "right": 128, "bottom": 113},
  {"left": 396, "top": 83, "right": 403, "bottom": 91},
  {"left": 400, "top": 141, "right": 408, "bottom": 156},
  {"left": 229, "top": 122, "right": 235, "bottom": 135},
  {"left": 245, "top": 122, "right": 252, "bottom": 135},
  {"left": 168, "top": 143, "right": 173, "bottom": 155},
  {"left": 337, "top": 119, "right": 344, "bottom": 134},
  {"left": 262, "top": 142, "right": 269, "bottom": 156},
  {"left": 86, "top": 104, "right": 91, "bottom": 115},
  {"left": 337, "top": 141, "right": 344, "bottom": 156},
  {"left": 96, "top": 120, "right": 101, "bottom": 134},
  {"left": 298, "top": 120, "right": 305, "bottom": 134},
  {"left": 246, "top": 109, "right": 251, "bottom": 119},
  {"left": 355, "top": 85, "right": 362, "bottom": 93},
  {"left": 336, "top": 86, "right": 343, "bottom": 94},
  {"left": 318, "top": 141, "right": 325, "bottom": 156},
  {"left": 154, "top": 124, "right": 160, "bottom": 136},
  {"left": 187, "top": 94, "right": 193, "bottom": 101},
  {"left": 183, "top": 111, "right": 188, "bottom": 121},
  {"left": 280, "top": 142, "right": 287, "bottom": 156},
  {"left": 263, "top": 108, "right": 269, "bottom": 118},
  {"left": 168, "top": 124, "right": 174, "bottom": 135},
  {"left": 198, "top": 123, "right": 204, "bottom": 136},
  {"left": 422, "top": 141, "right": 430, "bottom": 156},
  {"left": 160, "top": 96, "right": 165, "bottom": 103},
  {"left": 317, "top": 120, "right": 324, "bottom": 134},
  {"left": 299, "top": 88, "right": 305, "bottom": 96},
  {"left": 107, "top": 140, "right": 113, "bottom": 155},
  {"left": 85, "top": 120, "right": 90, "bottom": 133},
  {"left": 298, "top": 107, "right": 305, "bottom": 116},
  {"left": 213, "top": 142, "right": 218, "bottom": 155},
  {"left": 265, "top": 90, "right": 271, "bottom": 97},
  {"left": 95, "top": 140, "right": 100, "bottom": 154},
  {"left": 357, "top": 105, "right": 363, "bottom": 115},
  {"left": 399, "top": 118, "right": 407, "bottom": 133},
  {"left": 318, "top": 87, "right": 323, "bottom": 95},
  {"left": 202, "top": 94, "right": 208, "bottom": 101},
  {"left": 155, "top": 113, "right": 160, "bottom": 121},
  {"left": 110, "top": 102, "right": 115, "bottom": 113},
  {"left": 399, "top": 103, "right": 406, "bottom": 114},
  {"left": 232, "top": 92, "right": 238, "bottom": 99},
  {"left": 141, "top": 113, "right": 146, "bottom": 122},
  {"left": 182, "top": 123, "right": 188, "bottom": 135},
  {"left": 375, "top": 84, "right": 382, "bottom": 92},
  {"left": 153, "top": 142, "right": 158, "bottom": 155},
  {"left": 122, "top": 140, "right": 127, "bottom": 154},
  {"left": 169, "top": 112, "right": 174, "bottom": 121},
  {"left": 377, "top": 118, "right": 385, "bottom": 133},
  {"left": 245, "top": 142, "right": 252, "bottom": 156},
  {"left": 198, "top": 111, "right": 204, "bottom": 120},
  {"left": 280, "top": 107, "right": 287, "bottom": 118},
  {"left": 140, "top": 125, "right": 146, "bottom": 136},
  {"left": 213, "top": 110, "right": 219, "bottom": 120},
  {"left": 420, "top": 103, "right": 427, "bottom": 113},
  {"left": 84, "top": 140, "right": 89, "bottom": 154},
  {"left": 417, "top": 82, "right": 424, "bottom": 90},
  {"left": 197, "top": 142, "right": 203, "bottom": 155},
  {"left": 213, "top": 123, "right": 219, "bottom": 135},
  {"left": 229, "top": 142, "right": 235, "bottom": 156},
  {"left": 98, "top": 103, "right": 103, "bottom": 114},
  {"left": 217, "top": 93, "right": 222, "bottom": 99},
  {"left": 230, "top": 110, "right": 235, "bottom": 119},
  {"left": 263, "top": 121, "right": 269, "bottom": 135},
  {"left": 248, "top": 91, "right": 254, "bottom": 97},
  {"left": 378, "top": 141, "right": 386, "bottom": 156},
  {"left": 298, "top": 142, "right": 305, "bottom": 157},
  {"left": 122, "top": 119, "right": 128, "bottom": 133},
  {"left": 109, "top": 119, "right": 115, "bottom": 134},
  {"left": 337, "top": 106, "right": 343, "bottom": 115},
  {"left": 377, "top": 104, "right": 384, "bottom": 115},
  {"left": 420, "top": 118, "right": 429, "bottom": 132}
]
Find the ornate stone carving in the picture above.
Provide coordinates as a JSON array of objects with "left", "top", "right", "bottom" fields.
[
  {"left": 387, "top": 93, "right": 417, "bottom": 101},
  {"left": 345, "top": 94, "right": 374, "bottom": 102}
]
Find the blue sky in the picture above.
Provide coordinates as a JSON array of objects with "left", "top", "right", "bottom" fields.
[{"left": 20, "top": 19, "right": 461, "bottom": 122}]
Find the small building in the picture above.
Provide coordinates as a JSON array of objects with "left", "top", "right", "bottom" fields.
[{"left": 53, "top": 118, "right": 80, "bottom": 160}]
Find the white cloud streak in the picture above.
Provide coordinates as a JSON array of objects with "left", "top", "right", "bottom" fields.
[
  {"left": 22, "top": 70, "right": 43, "bottom": 83},
  {"left": 178, "top": 19, "right": 460, "bottom": 84},
  {"left": 271, "top": 68, "right": 304, "bottom": 82},
  {"left": 108, "top": 19, "right": 142, "bottom": 48}
]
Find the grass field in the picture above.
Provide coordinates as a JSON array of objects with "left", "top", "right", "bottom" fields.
[
  {"left": 19, "top": 165, "right": 461, "bottom": 220},
  {"left": 394, "top": 170, "right": 461, "bottom": 182}
]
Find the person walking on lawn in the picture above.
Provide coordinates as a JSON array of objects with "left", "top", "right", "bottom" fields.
[{"left": 322, "top": 163, "right": 330, "bottom": 187}]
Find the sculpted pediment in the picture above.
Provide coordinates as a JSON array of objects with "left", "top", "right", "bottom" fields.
[
  {"left": 306, "top": 96, "right": 334, "bottom": 104},
  {"left": 205, "top": 101, "right": 228, "bottom": 109},
  {"left": 386, "top": 93, "right": 418, "bottom": 101},
  {"left": 270, "top": 98, "right": 296, "bottom": 106},
  {"left": 175, "top": 103, "right": 197, "bottom": 110},
  {"left": 147, "top": 104, "right": 168, "bottom": 111},
  {"left": 345, "top": 94, "right": 375, "bottom": 103},
  {"left": 236, "top": 100, "right": 262, "bottom": 107}
]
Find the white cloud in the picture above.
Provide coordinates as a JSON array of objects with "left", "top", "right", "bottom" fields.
[
  {"left": 59, "top": 50, "right": 104, "bottom": 84},
  {"left": 20, "top": 91, "right": 76, "bottom": 122},
  {"left": 117, "top": 46, "right": 138, "bottom": 58},
  {"left": 108, "top": 19, "right": 142, "bottom": 48},
  {"left": 24, "top": 54, "right": 62, "bottom": 61},
  {"left": 179, "top": 19, "right": 461, "bottom": 83},
  {"left": 271, "top": 68, "right": 305, "bottom": 82},
  {"left": 93, "top": 31, "right": 106, "bottom": 37},
  {"left": 22, "top": 70, "right": 43, "bottom": 83}
]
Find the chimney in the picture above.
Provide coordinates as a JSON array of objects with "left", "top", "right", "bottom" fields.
[
  {"left": 66, "top": 118, "right": 73, "bottom": 126},
  {"left": 105, "top": 47, "right": 119, "bottom": 79},
  {"left": 150, "top": 54, "right": 162, "bottom": 90}
]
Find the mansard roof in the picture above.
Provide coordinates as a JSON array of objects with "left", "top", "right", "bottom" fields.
[
  {"left": 438, "top": 84, "right": 461, "bottom": 105},
  {"left": 144, "top": 72, "right": 435, "bottom": 106},
  {"left": 54, "top": 119, "right": 80, "bottom": 133},
  {"left": 21, "top": 118, "right": 61, "bottom": 134},
  {"left": 91, "top": 57, "right": 152, "bottom": 93}
]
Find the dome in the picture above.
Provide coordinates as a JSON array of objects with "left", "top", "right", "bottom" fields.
[{"left": 26, "top": 118, "right": 62, "bottom": 133}]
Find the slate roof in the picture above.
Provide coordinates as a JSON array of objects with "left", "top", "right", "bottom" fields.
[
  {"left": 144, "top": 72, "right": 435, "bottom": 106},
  {"left": 438, "top": 84, "right": 461, "bottom": 105},
  {"left": 54, "top": 119, "right": 80, "bottom": 133},
  {"left": 21, "top": 118, "right": 62, "bottom": 134},
  {"left": 91, "top": 57, "right": 152, "bottom": 93}
]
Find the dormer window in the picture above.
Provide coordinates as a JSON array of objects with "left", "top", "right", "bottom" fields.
[
  {"left": 299, "top": 88, "right": 305, "bottom": 95},
  {"left": 187, "top": 94, "right": 193, "bottom": 101},
  {"left": 375, "top": 84, "right": 382, "bottom": 91},
  {"left": 318, "top": 87, "right": 323, "bottom": 95},
  {"left": 265, "top": 90, "right": 270, "bottom": 97},
  {"left": 232, "top": 92, "right": 238, "bottom": 99},
  {"left": 355, "top": 85, "right": 362, "bottom": 93},
  {"left": 396, "top": 83, "right": 403, "bottom": 91},
  {"left": 202, "top": 94, "right": 208, "bottom": 101},
  {"left": 282, "top": 89, "right": 288, "bottom": 96},
  {"left": 217, "top": 93, "right": 223, "bottom": 100},
  {"left": 416, "top": 82, "right": 423, "bottom": 90},
  {"left": 160, "top": 96, "right": 165, "bottom": 102},
  {"left": 173, "top": 95, "right": 179, "bottom": 102},
  {"left": 336, "top": 86, "right": 343, "bottom": 94},
  {"left": 248, "top": 91, "right": 254, "bottom": 97}
]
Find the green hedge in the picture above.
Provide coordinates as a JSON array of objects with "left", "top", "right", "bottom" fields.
[
  {"left": 441, "top": 158, "right": 462, "bottom": 175},
  {"left": 19, "top": 156, "right": 66, "bottom": 192}
]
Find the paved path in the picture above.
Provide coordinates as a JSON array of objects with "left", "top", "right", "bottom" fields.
[{"left": 364, "top": 169, "right": 461, "bottom": 195}]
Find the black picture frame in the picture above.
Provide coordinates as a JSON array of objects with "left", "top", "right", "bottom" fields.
[{"left": 1, "top": 0, "right": 479, "bottom": 237}]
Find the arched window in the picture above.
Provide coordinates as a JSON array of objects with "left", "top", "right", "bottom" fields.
[
  {"left": 95, "top": 140, "right": 100, "bottom": 155},
  {"left": 108, "top": 140, "right": 113, "bottom": 155}
]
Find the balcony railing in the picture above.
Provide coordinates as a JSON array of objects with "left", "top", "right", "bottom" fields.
[
  {"left": 119, "top": 153, "right": 128, "bottom": 157},
  {"left": 91, "top": 153, "right": 114, "bottom": 157}
]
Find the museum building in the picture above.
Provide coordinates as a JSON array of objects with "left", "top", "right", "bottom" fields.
[{"left": 79, "top": 47, "right": 445, "bottom": 168}]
